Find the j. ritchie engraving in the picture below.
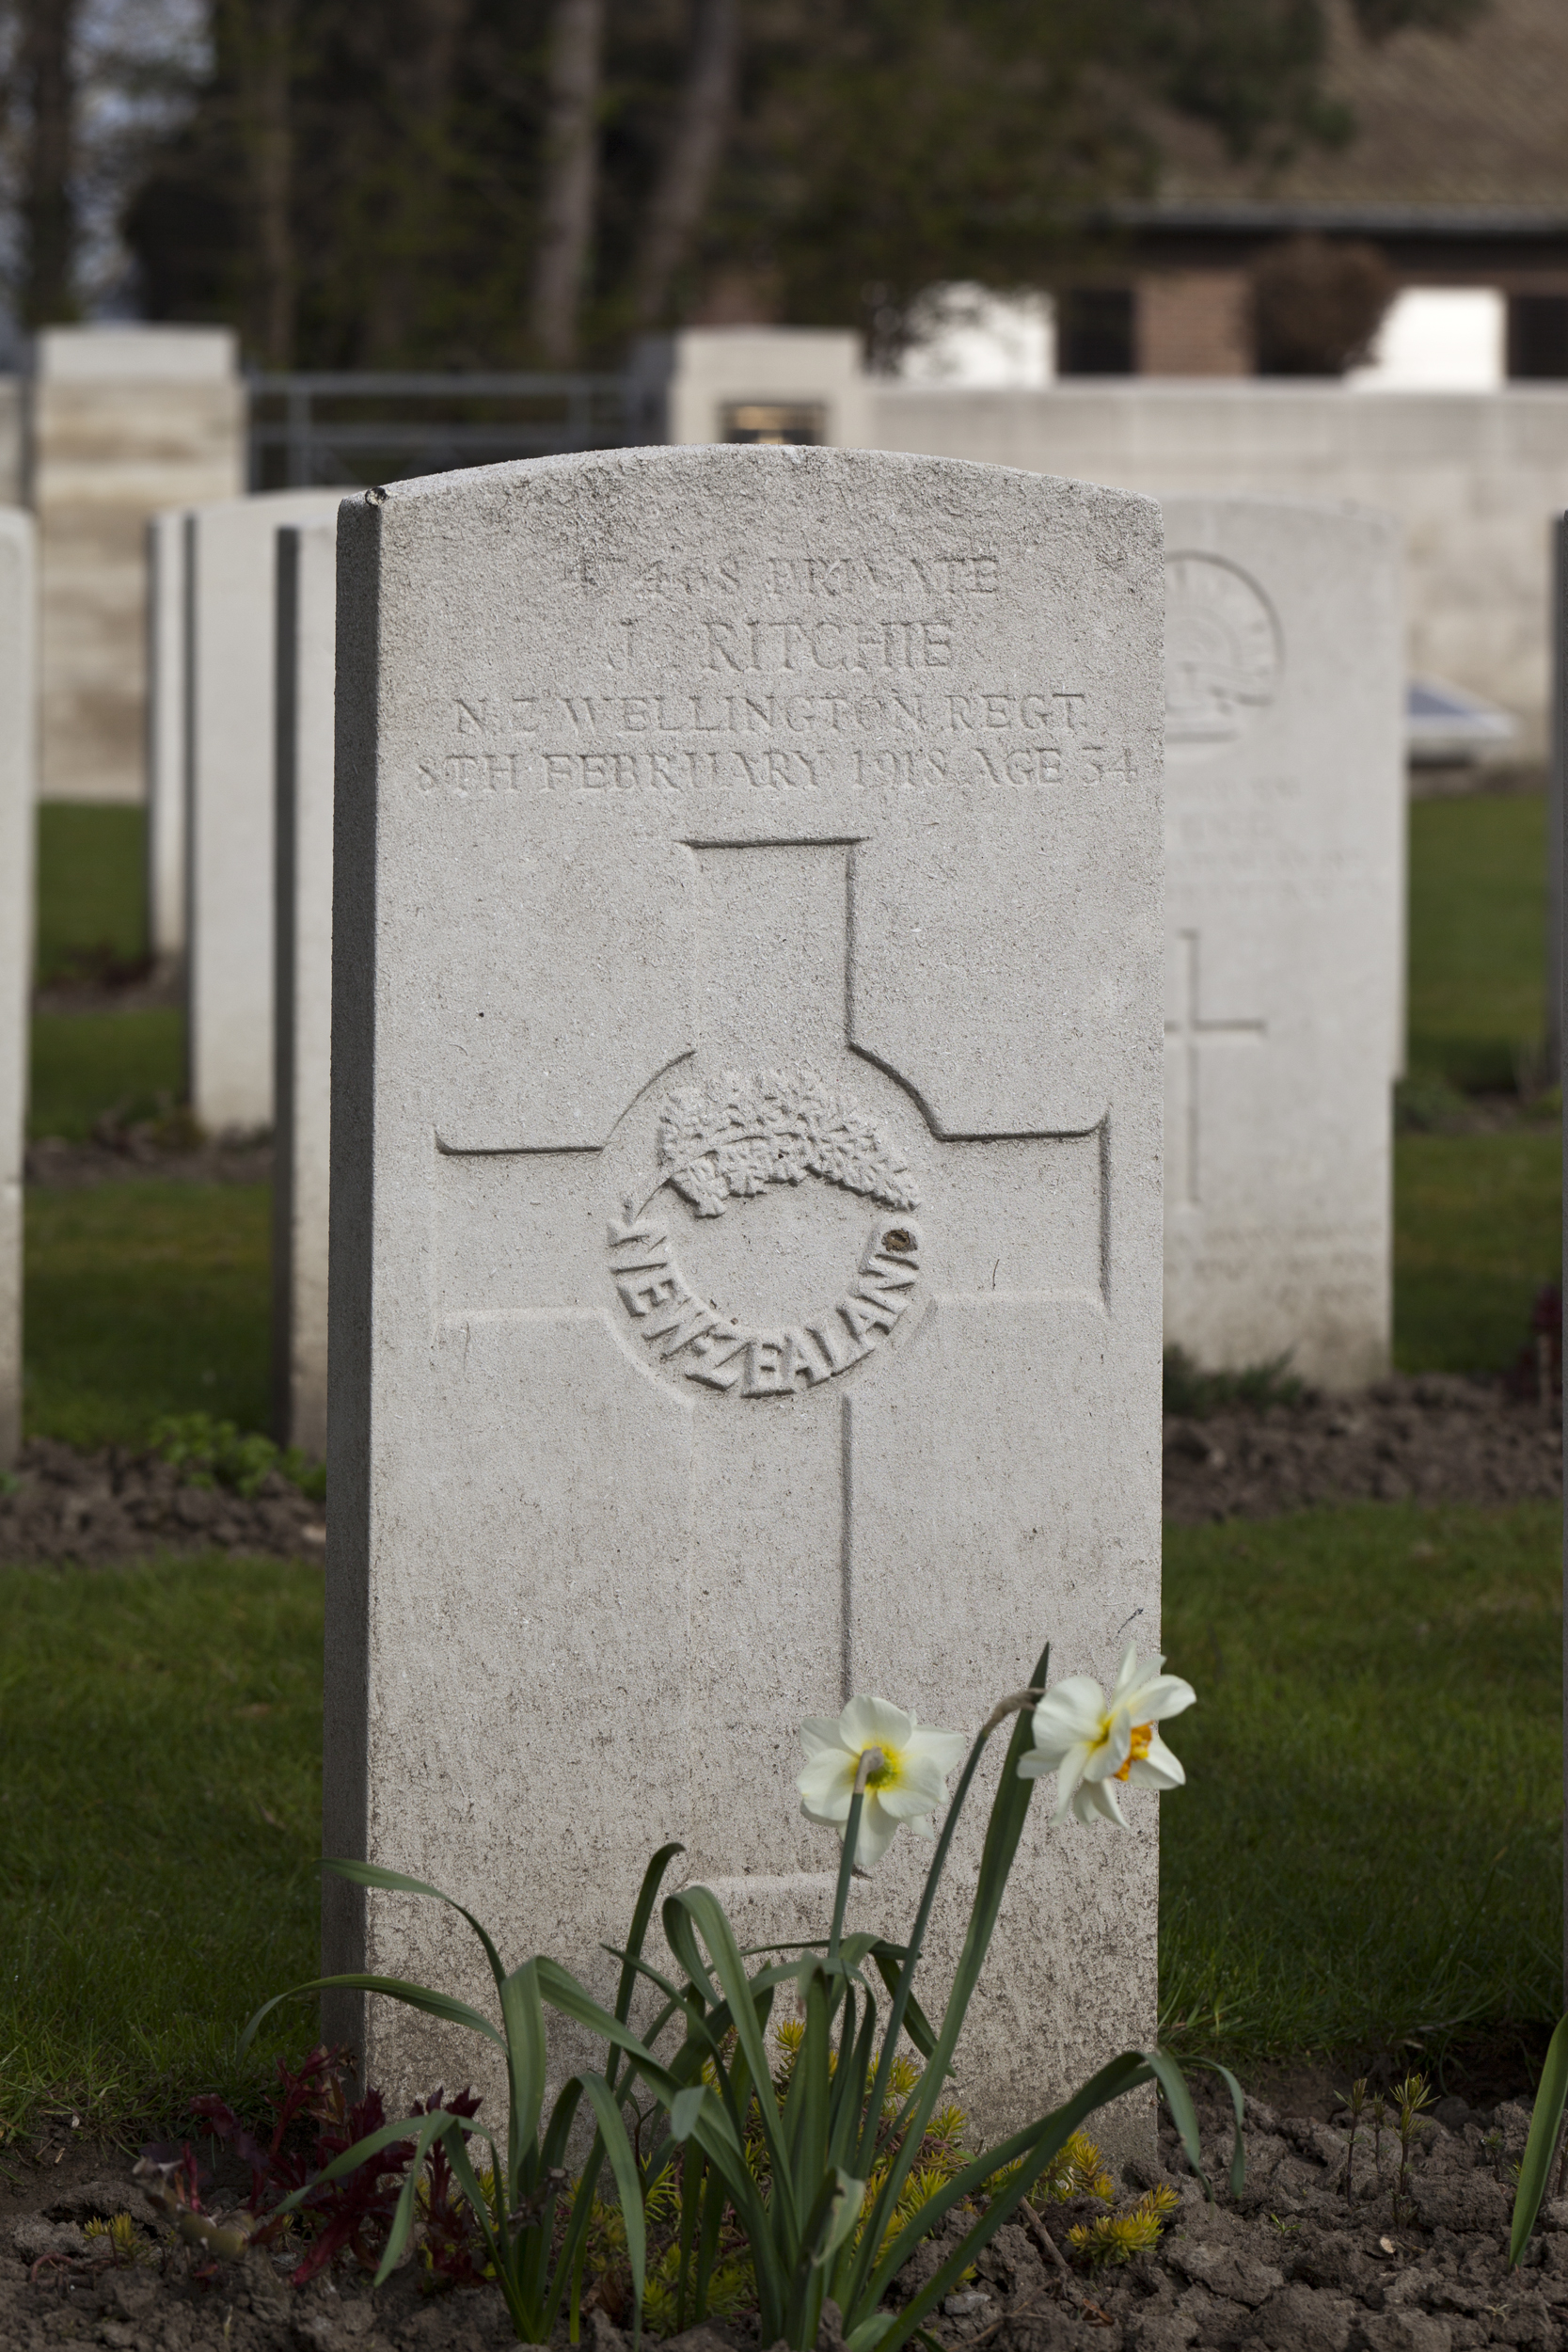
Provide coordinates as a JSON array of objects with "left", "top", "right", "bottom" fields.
[{"left": 608, "top": 1068, "right": 922, "bottom": 1396}]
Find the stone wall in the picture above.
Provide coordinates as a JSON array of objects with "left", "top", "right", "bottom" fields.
[
  {"left": 868, "top": 380, "right": 1568, "bottom": 754},
  {"left": 30, "top": 328, "right": 244, "bottom": 804}
]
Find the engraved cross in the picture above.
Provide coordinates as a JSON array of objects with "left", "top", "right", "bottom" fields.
[
  {"left": 435, "top": 837, "right": 1104, "bottom": 1886},
  {"left": 1164, "top": 927, "right": 1265, "bottom": 1209}
]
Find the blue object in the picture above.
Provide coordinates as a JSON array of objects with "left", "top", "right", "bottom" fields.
[{"left": 1406, "top": 677, "right": 1518, "bottom": 764}]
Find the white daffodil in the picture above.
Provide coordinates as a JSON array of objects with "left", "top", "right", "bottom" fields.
[
  {"left": 1018, "top": 1645, "right": 1195, "bottom": 1827},
  {"left": 797, "top": 1696, "right": 967, "bottom": 1870}
]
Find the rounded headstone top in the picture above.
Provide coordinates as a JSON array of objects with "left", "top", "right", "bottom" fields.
[{"left": 1164, "top": 550, "right": 1283, "bottom": 762}]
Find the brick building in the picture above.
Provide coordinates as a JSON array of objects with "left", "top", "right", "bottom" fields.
[{"left": 1060, "top": 0, "right": 1568, "bottom": 377}]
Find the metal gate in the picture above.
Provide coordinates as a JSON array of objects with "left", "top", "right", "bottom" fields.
[{"left": 246, "top": 371, "right": 638, "bottom": 490}]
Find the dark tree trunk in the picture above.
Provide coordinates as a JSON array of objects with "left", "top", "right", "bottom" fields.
[
  {"left": 214, "top": 0, "right": 294, "bottom": 364},
  {"left": 531, "top": 0, "right": 605, "bottom": 366},
  {"left": 361, "top": 0, "right": 470, "bottom": 364},
  {"left": 20, "top": 0, "right": 78, "bottom": 326},
  {"left": 249, "top": 0, "right": 294, "bottom": 366},
  {"left": 632, "top": 0, "right": 740, "bottom": 330}
]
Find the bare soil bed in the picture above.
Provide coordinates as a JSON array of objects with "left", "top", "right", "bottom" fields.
[
  {"left": 1163, "top": 1374, "right": 1560, "bottom": 1525},
  {"left": 2, "top": 2082, "right": 1563, "bottom": 2348},
  {"left": 25, "top": 1131, "right": 274, "bottom": 1188},
  {"left": 0, "top": 1439, "right": 325, "bottom": 1565},
  {"left": 1, "top": 1371, "right": 1558, "bottom": 1569}
]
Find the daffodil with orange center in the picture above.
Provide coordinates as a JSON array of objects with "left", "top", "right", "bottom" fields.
[{"left": 1018, "top": 1645, "right": 1195, "bottom": 1826}]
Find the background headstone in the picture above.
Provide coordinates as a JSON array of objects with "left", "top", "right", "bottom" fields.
[
  {"left": 146, "top": 508, "right": 187, "bottom": 967},
  {"left": 327, "top": 446, "right": 1164, "bottom": 2137},
  {"left": 1546, "top": 515, "right": 1564, "bottom": 1079},
  {"left": 273, "top": 519, "right": 337, "bottom": 1459},
  {"left": 1162, "top": 495, "right": 1403, "bottom": 1391},
  {"left": 0, "top": 511, "right": 36, "bottom": 1468},
  {"left": 33, "top": 327, "right": 241, "bottom": 804},
  {"left": 184, "top": 489, "right": 341, "bottom": 1133}
]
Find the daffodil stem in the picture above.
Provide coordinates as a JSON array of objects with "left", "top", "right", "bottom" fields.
[
  {"left": 828, "top": 1747, "right": 884, "bottom": 1959},
  {"left": 979, "top": 1689, "right": 1044, "bottom": 1740}
]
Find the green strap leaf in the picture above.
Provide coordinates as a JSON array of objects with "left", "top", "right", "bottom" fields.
[
  {"left": 665, "top": 1886, "right": 793, "bottom": 2235},
  {"left": 670, "top": 2085, "right": 708, "bottom": 2141},
  {"left": 1144, "top": 2048, "right": 1218, "bottom": 2196},
  {"left": 498, "top": 1959, "right": 548, "bottom": 2178},
  {"left": 322, "top": 1857, "right": 511, "bottom": 1999},
  {"left": 577, "top": 2069, "right": 650, "bottom": 2347},
  {"left": 693, "top": 2146, "right": 729, "bottom": 2325},
  {"left": 614, "top": 1843, "right": 686, "bottom": 2032},
  {"left": 790, "top": 1963, "right": 833, "bottom": 2200},
  {"left": 440, "top": 2123, "right": 515, "bottom": 2308},
  {"left": 661, "top": 1893, "right": 721, "bottom": 2004},
  {"left": 241, "top": 1971, "right": 505, "bottom": 2058},
  {"left": 809, "top": 2166, "right": 866, "bottom": 2271},
  {"left": 849, "top": 1652, "right": 1048, "bottom": 2282},
  {"left": 1513, "top": 2011, "right": 1568, "bottom": 2265},
  {"left": 858, "top": 1646, "right": 1047, "bottom": 2179},
  {"left": 831, "top": 1989, "right": 881, "bottom": 2174},
  {"left": 372, "top": 2111, "right": 461, "bottom": 2288},
  {"left": 868, "top": 1948, "right": 937, "bottom": 2058}
]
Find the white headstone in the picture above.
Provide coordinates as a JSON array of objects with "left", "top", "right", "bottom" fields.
[
  {"left": 1162, "top": 496, "right": 1403, "bottom": 1391},
  {"left": 184, "top": 490, "right": 342, "bottom": 1133},
  {"left": 146, "top": 508, "right": 187, "bottom": 965},
  {"left": 1547, "top": 516, "right": 1564, "bottom": 1074},
  {"left": 0, "top": 512, "right": 36, "bottom": 1470},
  {"left": 273, "top": 519, "right": 337, "bottom": 1458},
  {"left": 326, "top": 447, "right": 1164, "bottom": 2134}
]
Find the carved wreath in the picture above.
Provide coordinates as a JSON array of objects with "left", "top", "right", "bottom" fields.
[{"left": 655, "top": 1068, "right": 920, "bottom": 1220}]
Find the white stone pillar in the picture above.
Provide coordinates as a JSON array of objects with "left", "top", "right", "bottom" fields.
[
  {"left": 272, "top": 518, "right": 337, "bottom": 1456},
  {"left": 184, "top": 489, "right": 342, "bottom": 1134},
  {"left": 0, "top": 511, "right": 37, "bottom": 1467}
]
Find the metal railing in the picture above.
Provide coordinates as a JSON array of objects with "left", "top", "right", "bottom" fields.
[{"left": 246, "top": 371, "right": 640, "bottom": 491}]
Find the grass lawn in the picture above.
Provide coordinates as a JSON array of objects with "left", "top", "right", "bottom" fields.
[
  {"left": 0, "top": 1554, "right": 322, "bottom": 2140},
  {"left": 1407, "top": 792, "right": 1549, "bottom": 1091},
  {"left": 34, "top": 803, "right": 149, "bottom": 987},
  {"left": 1160, "top": 1501, "right": 1562, "bottom": 2070},
  {"left": 24, "top": 1184, "right": 271, "bottom": 1449},
  {"left": 28, "top": 1009, "right": 185, "bottom": 1143},
  {"left": 0, "top": 1503, "right": 1555, "bottom": 2137},
  {"left": 1395, "top": 1127, "right": 1561, "bottom": 1374}
]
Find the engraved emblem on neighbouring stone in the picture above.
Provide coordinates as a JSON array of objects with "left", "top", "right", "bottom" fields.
[
  {"left": 1164, "top": 553, "right": 1282, "bottom": 757},
  {"left": 610, "top": 1068, "right": 922, "bottom": 1396}
]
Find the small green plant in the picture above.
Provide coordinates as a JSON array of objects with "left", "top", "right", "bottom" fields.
[
  {"left": 1066, "top": 2184, "right": 1179, "bottom": 2266},
  {"left": 643, "top": 2236, "right": 755, "bottom": 2335},
  {"left": 1370, "top": 2092, "right": 1387, "bottom": 2184},
  {"left": 82, "top": 2213, "right": 144, "bottom": 2265},
  {"left": 1162, "top": 1346, "right": 1304, "bottom": 1420},
  {"left": 150, "top": 1413, "right": 325, "bottom": 1503},
  {"left": 1394, "top": 1073, "right": 1471, "bottom": 1133},
  {"left": 1392, "top": 2072, "right": 1433, "bottom": 2216},
  {"left": 986, "top": 2127, "right": 1112, "bottom": 2210}
]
